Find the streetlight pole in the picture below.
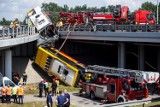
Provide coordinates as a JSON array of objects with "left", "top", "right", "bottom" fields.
[{"left": 157, "top": 0, "right": 159, "bottom": 24}]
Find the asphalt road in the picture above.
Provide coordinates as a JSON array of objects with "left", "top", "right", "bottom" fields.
[{"left": 22, "top": 92, "right": 160, "bottom": 107}]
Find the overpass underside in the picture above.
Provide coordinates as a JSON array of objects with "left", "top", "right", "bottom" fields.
[{"left": 56, "top": 40, "right": 160, "bottom": 72}]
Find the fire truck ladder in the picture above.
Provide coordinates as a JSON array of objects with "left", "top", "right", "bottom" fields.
[{"left": 86, "top": 65, "right": 144, "bottom": 83}]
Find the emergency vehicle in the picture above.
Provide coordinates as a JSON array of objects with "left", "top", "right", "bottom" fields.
[{"left": 82, "top": 65, "right": 159, "bottom": 102}]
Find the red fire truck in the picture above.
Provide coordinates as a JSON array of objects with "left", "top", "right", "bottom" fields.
[{"left": 81, "top": 65, "right": 159, "bottom": 103}]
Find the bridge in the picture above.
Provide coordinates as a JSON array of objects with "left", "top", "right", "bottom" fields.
[
  {"left": 1, "top": 24, "right": 160, "bottom": 79},
  {"left": 59, "top": 24, "right": 160, "bottom": 73},
  {"left": 0, "top": 26, "right": 39, "bottom": 79}
]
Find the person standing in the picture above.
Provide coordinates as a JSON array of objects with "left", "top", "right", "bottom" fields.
[
  {"left": 56, "top": 90, "right": 68, "bottom": 107},
  {"left": 64, "top": 90, "right": 70, "bottom": 107},
  {"left": 39, "top": 79, "right": 44, "bottom": 97},
  {"left": 1, "top": 86, "right": 6, "bottom": 103},
  {"left": 12, "top": 86, "right": 18, "bottom": 103},
  {"left": 17, "top": 85, "right": 24, "bottom": 104},
  {"left": 6, "top": 85, "right": 11, "bottom": 103},
  {"left": 46, "top": 91, "right": 53, "bottom": 107},
  {"left": 22, "top": 71, "right": 27, "bottom": 85},
  {"left": 55, "top": 78, "right": 60, "bottom": 95},
  {"left": 51, "top": 78, "right": 57, "bottom": 96},
  {"left": 44, "top": 79, "right": 49, "bottom": 97}
]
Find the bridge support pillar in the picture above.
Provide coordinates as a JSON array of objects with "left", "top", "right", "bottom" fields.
[
  {"left": 4, "top": 49, "right": 12, "bottom": 80},
  {"left": 138, "top": 45, "right": 145, "bottom": 70},
  {"left": 118, "top": 42, "right": 126, "bottom": 68},
  {"left": 1, "top": 51, "right": 5, "bottom": 76}
]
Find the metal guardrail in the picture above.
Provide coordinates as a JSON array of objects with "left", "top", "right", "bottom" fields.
[
  {"left": 59, "top": 24, "right": 160, "bottom": 32},
  {"left": 0, "top": 25, "right": 36, "bottom": 39}
]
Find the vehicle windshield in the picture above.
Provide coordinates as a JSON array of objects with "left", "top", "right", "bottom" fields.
[
  {"left": 146, "top": 14, "right": 154, "bottom": 20},
  {"left": 130, "top": 81, "right": 145, "bottom": 91},
  {"left": 4, "top": 79, "right": 16, "bottom": 87}
]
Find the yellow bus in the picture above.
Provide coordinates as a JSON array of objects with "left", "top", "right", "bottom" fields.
[{"left": 35, "top": 46, "right": 85, "bottom": 87}]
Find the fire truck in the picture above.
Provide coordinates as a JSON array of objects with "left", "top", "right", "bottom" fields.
[{"left": 82, "top": 65, "right": 159, "bottom": 102}]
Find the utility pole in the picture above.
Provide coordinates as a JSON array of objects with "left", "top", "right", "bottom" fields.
[{"left": 157, "top": 0, "right": 159, "bottom": 24}]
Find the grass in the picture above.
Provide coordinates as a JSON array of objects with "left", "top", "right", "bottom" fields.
[
  {"left": 23, "top": 82, "right": 81, "bottom": 95},
  {"left": 0, "top": 101, "right": 77, "bottom": 107}
]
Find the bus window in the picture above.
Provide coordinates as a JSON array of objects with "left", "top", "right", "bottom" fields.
[
  {"left": 58, "top": 66, "right": 63, "bottom": 74},
  {"left": 63, "top": 69, "right": 69, "bottom": 80}
]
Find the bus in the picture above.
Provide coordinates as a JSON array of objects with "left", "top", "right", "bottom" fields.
[{"left": 34, "top": 46, "right": 85, "bottom": 87}]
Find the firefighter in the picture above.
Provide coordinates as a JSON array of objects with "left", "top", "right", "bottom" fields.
[
  {"left": 17, "top": 85, "right": 24, "bottom": 104},
  {"left": 1, "top": 86, "right": 6, "bottom": 103},
  {"left": 6, "top": 85, "right": 11, "bottom": 103},
  {"left": 56, "top": 19, "right": 63, "bottom": 29},
  {"left": 12, "top": 86, "right": 18, "bottom": 103}
]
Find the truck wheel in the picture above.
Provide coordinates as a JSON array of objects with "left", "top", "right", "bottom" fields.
[
  {"left": 90, "top": 91, "right": 96, "bottom": 100},
  {"left": 117, "top": 97, "right": 125, "bottom": 103}
]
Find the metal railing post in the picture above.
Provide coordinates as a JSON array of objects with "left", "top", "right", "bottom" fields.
[
  {"left": 20, "top": 26, "right": 22, "bottom": 36},
  {"left": 12, "top": 28, "right": 14, "bottom": 38},
  {"left": 2, "top": 28, "right": 4, "bottom": 39},
  {"left": 28, "top": 26, "right": 29, "bottom": 36},
  {"left": 8, "top": 28, "right": 10, "bottom": 38},
  {"left": 16, "top": 27, "right": 18, "bottom": 37}
]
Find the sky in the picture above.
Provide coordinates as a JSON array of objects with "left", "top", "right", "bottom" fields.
[{"left": 0, "top": 0, "right": 158, "bottom": 21}]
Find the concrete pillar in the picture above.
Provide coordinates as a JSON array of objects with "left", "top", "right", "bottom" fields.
[
  {"left": 138, "top": 45, "right": 145, "bottom": 70},
  {"left": 5, "top": 49, "right": 12, "bottom": 79},
  {"left": 157, "top": 47, "right": 160, "bottom": 72},
  {"left": 1, "top": 51, "right": 5, "bottom": 76},
  {"left": 118, "top": 42, "right": 126, "bottom": 68}
]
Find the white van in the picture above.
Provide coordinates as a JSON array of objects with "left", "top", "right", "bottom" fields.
[{"left": 0, "top": 73, "right": 19, "bottom": 97}]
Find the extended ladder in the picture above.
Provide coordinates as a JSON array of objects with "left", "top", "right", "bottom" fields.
[{"left": 86, "top": 65, "right": 144, "bottom": 83}]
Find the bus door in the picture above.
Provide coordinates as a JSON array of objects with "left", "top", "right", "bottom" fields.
[{"left": 106, "top": 80, "right": 116, "bottom": 102}]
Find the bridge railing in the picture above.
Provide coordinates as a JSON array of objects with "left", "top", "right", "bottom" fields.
[
  {"left": 59, "top": 24, "right": 160, "bottom": 32},
  {"left": 0, "top": 25, "right": 37, "bottom": 39}
]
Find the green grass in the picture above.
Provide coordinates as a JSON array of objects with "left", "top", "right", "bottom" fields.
[
  {"left": 24, "top": 83, "right": 80, "bottom": 95},
  {"left": 0, "top": 101, "right": 77, "bottom": 107}
]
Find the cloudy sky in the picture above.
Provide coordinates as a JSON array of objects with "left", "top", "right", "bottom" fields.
[{"left": 0, "top": 0, "right": 158, "bottom": 21}]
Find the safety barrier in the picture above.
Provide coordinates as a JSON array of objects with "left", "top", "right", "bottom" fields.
[
  {"left": 0, "top": 25, "right": 36, "bottom": 39},
  {"left": 59, "top": 24, "right": 160, "bottom": 32}
]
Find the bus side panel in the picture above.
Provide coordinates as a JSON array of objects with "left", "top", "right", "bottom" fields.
[
  {"left": 49, "top": 59, "right": 78, "bottom": 86},
  {"left": 35, "top": 48, "right": 43, "bottom": 65}
]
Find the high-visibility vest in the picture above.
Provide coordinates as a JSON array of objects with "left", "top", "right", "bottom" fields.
[
  {"left": 2, "top": 87, "right": 6, "bottom": 95},
  {"left": 45, "top": 82, "right": 48, "bottom": 88},
  {"left": 18, "top": 88, "right": 23, "bottom": 95},
  {"left": 6, "top": 87, "right": 11, "bottom": 95},
  {"left": 55, "top": 80, "right": 59, "bottom": 87},
  {"left": 12, "top": 87, "right": 17, "bottom": 95}
]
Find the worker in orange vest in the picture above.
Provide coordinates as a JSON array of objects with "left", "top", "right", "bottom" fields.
[
  {"left": 6, "top": 85, "right": 11, "bottom": 103},
  {"left": 1, "top": 86, "right": 6, "bottom": 103},
  {"left": 17, "top": 85, "right": 24, "bottom": 104}
]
